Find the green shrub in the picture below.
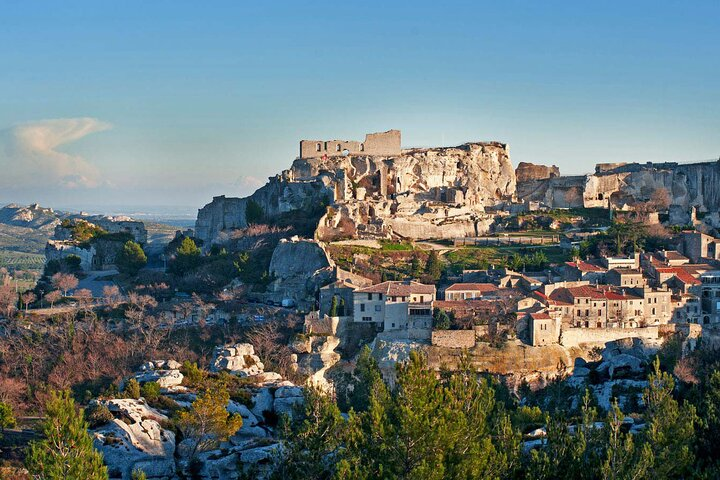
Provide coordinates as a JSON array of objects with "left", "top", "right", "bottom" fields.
[
  {"left": 141, "top": 382, "right": 161, "bottom": 401},
  {"left": 85, "top": 403, "right": 114, "bottom": 429},
  {"left": 181, "top": 361, "right": 206, "bottom": 388},
  {"left": 123, "top": 378, "right": 141, "bottom": 399},
  {"left": 147, "top": 395, "right": 182, "bottom": 414}
]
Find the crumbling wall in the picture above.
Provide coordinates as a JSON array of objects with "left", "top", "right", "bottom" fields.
[{"left": 431, "top": 330, "right": 476, "bottom": 349}]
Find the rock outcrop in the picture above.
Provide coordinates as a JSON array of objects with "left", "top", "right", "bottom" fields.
[
  {"left": 195, "top": 140, "right": 516, "bottom": 244},
  {"left": 516, "top": 160, "right": 720, "bottom": 217},
  {"left": 95, "top": 351, "right": 306, "bottom": 480},
  {"left": 268, "top": 238, "right": 334, "bottom": 303},
  {"left": 133, "top": 360, "right": 184, "bottom": 388},
  {"left": 515, "top": 162, "right": 560, "bottom": 183},
  {"left": 92, "top": 399, "right": 176, "bottom": 480},
  {"left": 211, "top": 343, "right": 265, "bottom": 377}
]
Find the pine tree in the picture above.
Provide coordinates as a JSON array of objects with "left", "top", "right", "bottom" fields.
[
  {"left": 271, "top": 386, "right": 345, "bottom": 479},
  {"left": 600, "top": 400, "right": 652, "bottom": 480},
  {"left": 116, "top": 240, "right": 147, "bottom": 275},
  {"left": 642, "top": 357, "right": 697, "bottom": 479},
  {"left": 25, "top": 390, "right": 108, "bottom": 480},
  {"left": 425, "top": 250, "right": 443, "bottom": 282},
  {"left": 178, "top": 383, "right": 243, "bottom": 458}
]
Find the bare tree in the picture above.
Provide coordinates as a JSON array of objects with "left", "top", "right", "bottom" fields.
[
  {"left": 21, "top": 291, "right": 37, "bottom": 314},
  {"left": 74, "top": 288, "right": 94, "bottom": 310},
  {"left": 0, "top": 285, "right": 18, "bottom": 318},
  {"left": 51, "top": 273, "right": 79, "bottom": 296},
  {"left": 102, "top": 285, "right": 122, "bottom": 307},
  {"left": 44, "top": 290, "right": 62, "bottom": 308}
]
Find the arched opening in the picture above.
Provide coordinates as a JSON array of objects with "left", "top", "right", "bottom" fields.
[
  {"left": 360, "top": 143, "right": 364, "bottom": 152},
  {"left": 336, "top": 144, "right": 342, "bottom": 152},
  {"left": 316, "top": 143, "right": 322, "bottom": 152}
]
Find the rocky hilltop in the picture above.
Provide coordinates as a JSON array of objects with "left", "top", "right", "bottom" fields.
[
  {"left": 516, "top": 160, "right": 720, "bottom": 221},
  {"left": 196, "top": 130, "right": 720, "bottom": 246},
  {"left": 195, "top": 138, "right": 516, "bottom": 245}
]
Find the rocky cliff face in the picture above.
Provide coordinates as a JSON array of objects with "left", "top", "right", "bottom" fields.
[
  {"left": 515, "top": 162, "right": 560, "bottom": 183},
  {"left": 516, "top": 160, "right": 720, "bottom": 214},
  {"left": 195, "top": 142, "right": 516, "bottom": 244},
  {"left": 195, "top": 175, "right": 334, "bottom": 246}
]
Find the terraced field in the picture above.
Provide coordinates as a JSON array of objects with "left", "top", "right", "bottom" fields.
[{"left": 0, "top": 250, "right": 45, "bottom": 270}]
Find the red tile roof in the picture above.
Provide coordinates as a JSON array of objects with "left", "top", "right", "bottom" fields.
[
  {"left": 530, "top": 312, "right": 552, "bottom": 320},
  {"left": 655, "top": 267, "right": 702, "bottom": 285},
  {"left": 565, "top": 261, "right": 607, "bottom": 272},
  {"left": 356, "top": 281, "right": 435, "bottom": 296},
  {"left": 445, "top": 283, "right": 498, "bottom": 293},
  {"left": 566, "top": 285, "right": 607, "bottom": 299}
]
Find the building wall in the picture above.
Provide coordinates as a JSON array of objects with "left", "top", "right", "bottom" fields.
[
  {"left": 353, "top": 292, "right": 386, "bottom": 323},
  {"left": 642, "top": 288, "right": 673, "bottom": 324},
  {"left": 530, "top": 318, "right": 561, "bottom": 346},
  {"left": 300, "top": 130, "right": 401, "bottom": 159}
]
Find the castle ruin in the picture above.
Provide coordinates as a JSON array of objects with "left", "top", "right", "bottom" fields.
[{"left": 300, "top": 130, "right": 401, "bottom": 159}]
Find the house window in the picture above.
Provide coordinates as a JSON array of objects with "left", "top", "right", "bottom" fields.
[
  {"left": 585, "top": 309, "right": 589, "bottom": 316},
  {"left": 577, "top": 309, "right": 581, "bottom": 316},
  {"left": 363, "top": 316, "right": 372, "bottom": 322},
  {"left": 391, "top": 323, "right": 395, "bottom": 328},
  {"left": 360, "top": 304, "right": 365, "bottom": 312},
  {"left": 379, "top": 294, "right": 383, "bottom": 300},
  {"left": 360, "top": 143, "right": 364, "bottom": 151},
  {"left": 374, "top": 305, "right": 381, "bottom": 312},
  {"left": 316, "top": 143, "right": 322, "bottom": 152},
  {"left": 420, "top": 295, "right": 424, "bottom": 303},
  {"left": 336, "top": 144, "right": 342, "bottom": 152},
  {"left": 367, "top": 293, "right": 372, "bottom": 300}
]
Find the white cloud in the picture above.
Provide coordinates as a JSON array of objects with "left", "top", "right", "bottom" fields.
[{"left": 0, "top": 118, "right": 111, "bottom": 189}]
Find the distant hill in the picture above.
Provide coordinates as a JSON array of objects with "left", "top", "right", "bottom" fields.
[{"left": 0, "top": 203, "right": 184, "bottom": 272}]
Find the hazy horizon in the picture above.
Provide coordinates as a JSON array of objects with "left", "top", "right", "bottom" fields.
[{"left": 1, "top": 1, "right": 718, "bottom": 208}]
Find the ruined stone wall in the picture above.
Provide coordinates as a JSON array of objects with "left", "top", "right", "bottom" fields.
[
  {"left": 300, "top": 130, "right": 401, "bottom": 159},
  {"left": 431, "top": 330, "right": 476, "bottom": 349}
]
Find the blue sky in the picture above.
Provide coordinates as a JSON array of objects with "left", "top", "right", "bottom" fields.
[{"left": 1, "top": 0, "right": 718, "bottom": 210}]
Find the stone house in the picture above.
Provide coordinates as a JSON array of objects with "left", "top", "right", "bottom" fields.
[
  {"left": 353, "top": 280, "right": 435, "bottom": 334},
  {"left": 562, "top": 260, "right": 607, "bottom": 283},
  {"left": 443, "top": 283, "right": 498, "bottom": 301},
  {"left": 600, "top": 253, "right": 640, "bottom": 270},
  {"left": 641, "top": 286, "right": 673, "bottom": 325},
  {"left": 549, "top": 285, "right": 608, "bottom": 328},
  {"left": 528, "top": 312, "right": 561, "bottom": 346},
  {"left": 604, "top": 291, "right": 644, "bottom": 328},
  {"left": 319, "top": 279, "right": 359, "bottom": 317},
  {"left": 606, "top": 268, "right": 645, "bottom": 287}
]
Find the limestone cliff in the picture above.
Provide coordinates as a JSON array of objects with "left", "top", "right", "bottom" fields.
[
  {"left": 515, "top": 162, "right": 560, "bottom": 183},
  {"left": 195, "top": 175, "right": 334, "bottom": 246},
  {"left": 195, "top": 141, "right": 516, "bottom": 245},
  {"left": 516, "top": 160, "right": 720, "bottom": 215}
]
